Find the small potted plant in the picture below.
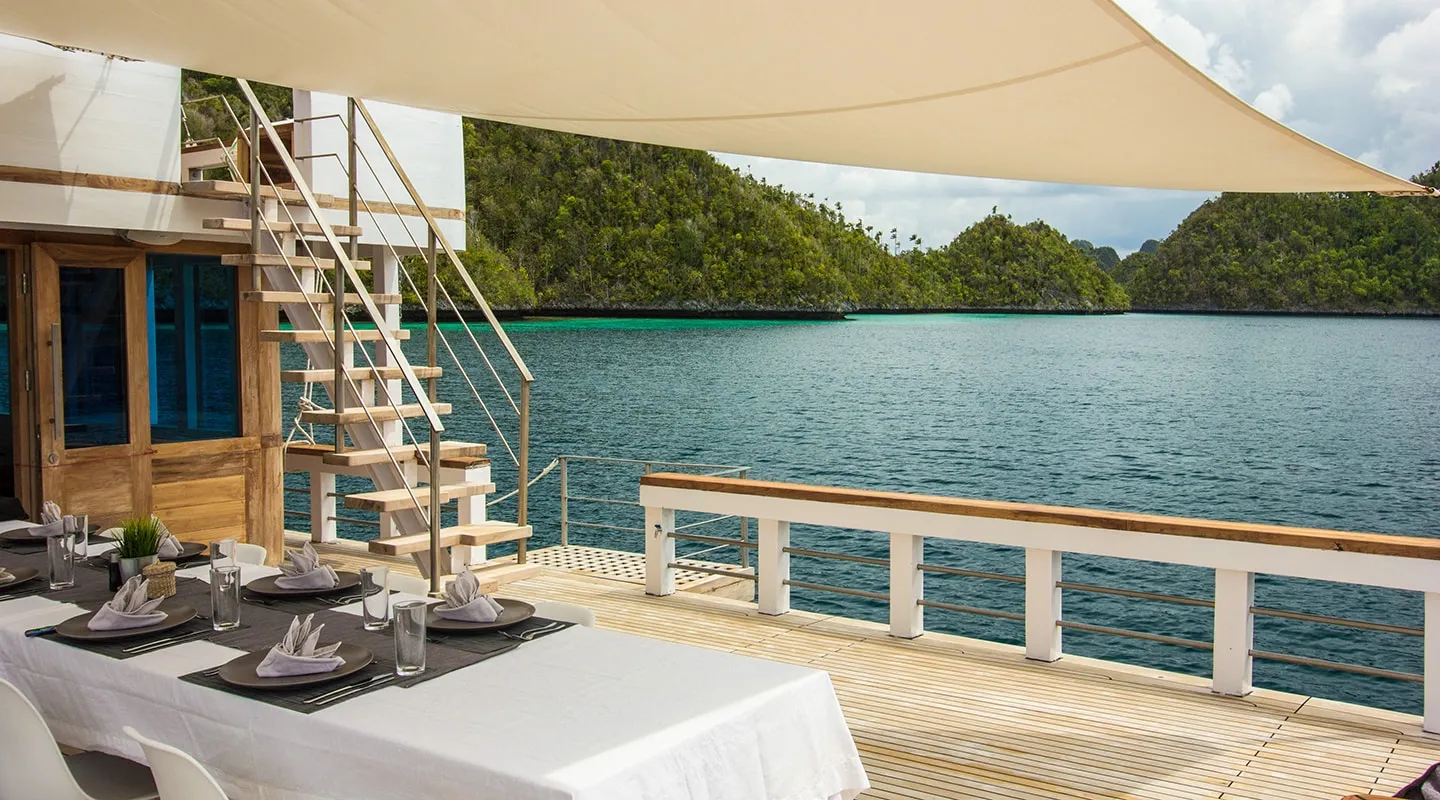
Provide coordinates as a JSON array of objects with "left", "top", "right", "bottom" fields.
[{"left": 114, "top": 516, "right": 165, "bottom": 581}]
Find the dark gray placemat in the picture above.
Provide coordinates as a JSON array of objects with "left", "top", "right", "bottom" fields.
[
  {"left": 239, "top": 589, "right": 368, "bottom": 616},
  {"left": 33, "top": 616, "right": 217, "bottom": 660},
  {"left": 178, "top": 608, "right": 545, "bottom": 713},
  {"left": 426, "top": 615, "right": 575, "bottom": 654}
]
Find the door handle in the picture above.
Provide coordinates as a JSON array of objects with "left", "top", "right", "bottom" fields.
[{"left": 49, "top": 322, "right": 61, "bottom": 464}]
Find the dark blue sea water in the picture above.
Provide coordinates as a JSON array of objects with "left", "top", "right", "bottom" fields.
[{"left": 285, "top": 313, "right": 1440, "bottom": 714}]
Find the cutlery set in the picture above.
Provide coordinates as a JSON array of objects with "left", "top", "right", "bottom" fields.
[{"left": 502, "top": 621, "right": 566, "bottom": 642}]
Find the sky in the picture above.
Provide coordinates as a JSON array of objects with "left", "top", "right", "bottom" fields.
[{"left": 713, "top": 0, "right": 1440, "bottom": 255}]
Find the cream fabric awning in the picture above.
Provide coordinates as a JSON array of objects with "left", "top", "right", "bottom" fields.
[{"left": 1, "top": 0, "right": 1431, "bottom": 196}]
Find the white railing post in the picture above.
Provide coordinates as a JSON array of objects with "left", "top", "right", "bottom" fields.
[
  {"left": 309, "top": 471, "right": 336, "bottom": 543},
  {"left": 889, "top": 532, "right": 924, "bottom": 638},
  {"left": 1212, "top": 569, "right": 1255, "bottom": 696},
  {"left": 1426, "top": 593, "right": 1440, "bottom": 733},
  {"left": 757, "top": 519, "right": 791, "bottom": 615},
  {"left": 645, "top": 506, "right": 676, "bottom": 596},
  {"left": 1025, "top": 548, "right": 1062, "bottom": 662}
]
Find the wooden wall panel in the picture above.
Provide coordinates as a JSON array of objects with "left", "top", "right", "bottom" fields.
[{"left": 53, "top": 458, "right": 135, "bottom": 529}]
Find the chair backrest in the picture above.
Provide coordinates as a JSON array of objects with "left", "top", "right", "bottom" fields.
[
  {"left": 0, "top": 678, "right": 89, "bottom": 800},
  {"left": 386, "top": 572, "right": 430, "bottom": 596},
  {"left": 122, "top": 728, "right": 227, "bottom": 800},
  {"left": 530, "top": 600, "right": 596, "bottom": 627},
  {"left": 233, "top": 542, "right": 266, "bottom": 565}
]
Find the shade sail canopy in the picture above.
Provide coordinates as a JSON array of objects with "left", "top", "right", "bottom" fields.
[{"left": 1, "top": 0, "right": 1431, "bottom": 196}]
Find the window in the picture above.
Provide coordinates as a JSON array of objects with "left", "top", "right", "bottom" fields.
[
  {"left": 58, "top": 266, "right": 129, "bottom": 448},
  {"left": 147, "top": 255, "right": 240, "bottom": 442}
]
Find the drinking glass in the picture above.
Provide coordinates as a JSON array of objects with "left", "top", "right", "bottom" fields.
[
  {"left": 210, "top": 537, "right": 236, "bottom": 570},
  {"left": 66, "top": 514, "right": 88, "bottom": 559},
  {"left": 47, "top": 532, "right": 75, "bottom": 590},
  {"left": 210, "top": 566, "right": 241, "bottom": 631},
  {"left": 393, "top": 600, "right": 427, "bottom": 676},
  {"left": 360, "top": 566, "right": 389, "bottom": 631}
]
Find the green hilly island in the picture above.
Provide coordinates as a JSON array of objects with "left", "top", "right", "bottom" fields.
[{"left": 184, "top": 73, "right": 1440, "bottom": 316}]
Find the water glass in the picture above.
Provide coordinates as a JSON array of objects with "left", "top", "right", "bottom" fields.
[
  {"left": 360, "top": 566, "right": 389, "bottom": 631},
  {"left": 210, "top": 566, "right": 241, "bottom": 631},
  {"left": 393, "top": 600, "right": 427, "bottom": 676},
  {"left": 46, "top": 532, "right": 75, "bottom": 590},
  {"left": 210, "top": 537, "right": 236, "bottom": 570},
  {"left": 66, "top": 514, "right": 88, "bottom": 559}
]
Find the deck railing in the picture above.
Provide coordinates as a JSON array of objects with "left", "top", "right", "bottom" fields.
[{"left": 639, "top": 472, "right": 1440, "bottom": 731}]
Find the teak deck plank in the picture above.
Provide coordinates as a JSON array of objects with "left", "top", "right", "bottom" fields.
[{"left": 284, "top": 534, "right": 1440, "bottom": 800}]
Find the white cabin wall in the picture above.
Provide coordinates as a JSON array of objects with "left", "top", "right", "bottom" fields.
[
  {"left": 293, "top": 90, "right": 466, "bottom": 251},
  {"left": 0, "top": 34, "right": 191, "bottom": 234}
]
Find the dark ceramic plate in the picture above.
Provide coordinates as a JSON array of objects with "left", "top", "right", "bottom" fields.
[
  {"left": 0, "top": 567, "right": 40, "bottom": 590},
  {"left": 158, "top": 542, "right": 208, "bottom": 562},
  {"left": 244, "top": 571, "right": 361, "bottom": 598},
  {"left": 54, "top": 601, "right": 198, "bottom": 641},
  {"left": 425, "top": 598, "right": 534, "bottom": 632},
  {"left": 0, "top": 525, "right": 45, "bottom": 542},
  {"left": 217, "top": 643, "right": 373, "bottom": 690}
]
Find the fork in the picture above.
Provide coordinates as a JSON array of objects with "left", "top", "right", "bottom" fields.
[
  {"left": 502, "top": 621, "right": 565, "bottom": 642},
  {"left": 121, "top": 628, "right": 211, "bottom": 654}
]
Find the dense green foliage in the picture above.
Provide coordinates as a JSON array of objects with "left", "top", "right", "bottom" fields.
[
  {"left": 461, "top": 120, "right": 1126, "bottom": 311},
  {"left": 1118, "top": 163, "right": 1440, "bottom": 312}
]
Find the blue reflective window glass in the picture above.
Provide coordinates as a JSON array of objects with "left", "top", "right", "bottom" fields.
[
  {"left": 148, "top": 255, "right": 239, "bottom": 442},
  {"left": 58, "top": 266, "right": 129, "bottom": 448}
]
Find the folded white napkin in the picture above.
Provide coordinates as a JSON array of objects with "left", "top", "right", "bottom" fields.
[
  {"left": 274, "top": 542, "right": 339, "bottom": 590},
  {"left": 157, "top": 533, "right": 183, "bottom": 558},
  {"left": 0, "top": 567, "right": 12, "bottom": 585},
  {"left": 87, "top": 576, "right": 167, "bottom": 631},
  {"left": 0, "top": 520, "right": 39, "bottom": 536},
  {"left": 27, "top": 519, "right": 64, "bottom": 538},
  {"left": 256, "top": 614, "right": 344, "bottom": 678},
  {"left": 435, "top": 569, "right": 505, "bottom": 622},
  {"left": 41, "top": 501, "right": 62, "bottom": 525}
]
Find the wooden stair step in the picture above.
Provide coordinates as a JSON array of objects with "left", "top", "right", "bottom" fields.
[
  {"left": 280, "top": 366, "right": 443, "bottom": 383},
  {"left": 181, "top": 180, "right": 333, "bottom": 206},
  {"left": 366, "top": 522, "right": 530, "bottom": 556},
  {"left": 344, "top": 481, "right": 494, "bottom": 513},
  {"left": 467, "top": 563, "right": 542, "bottom": 594},
  {"left": 203, "top": 217, "right": 363, "bottom": 237},
  {"left": 439, "top": 456, "right": 490, "bottom": 470},
  {"left": 318, "top": 440, "right": 486, "bottom": 467},
  {"left": 242, "top": 291, "right": 399, "bottom": 304},
  {"left": 223, "top": 254, "right": 372, "bottom": 271},
  {"left": 260, "top": 328, "right": 412, "bottom": 344},
  {"left": 298, "top": 403, "right": 452, "bottom": 426}
]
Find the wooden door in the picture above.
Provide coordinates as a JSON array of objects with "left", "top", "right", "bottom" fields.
[{"left": 32, "top": 243, "right": 151, "bottom": 528}]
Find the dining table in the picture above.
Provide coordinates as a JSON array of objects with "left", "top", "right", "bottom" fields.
[{"left": 0, "top": 541, "right": 869, "bottom": 800}]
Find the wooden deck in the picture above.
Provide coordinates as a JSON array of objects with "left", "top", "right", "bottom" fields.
[{"left": 297, "top": 537, "right": 1440, "bottom": 800}]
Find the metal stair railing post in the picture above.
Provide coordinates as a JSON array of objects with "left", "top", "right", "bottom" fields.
[
  {"left": 234, "top": 79, "right": 446, "bottom": 580},
  {"left": 352, "top": 98, "right": 534, "bottom": 555}
]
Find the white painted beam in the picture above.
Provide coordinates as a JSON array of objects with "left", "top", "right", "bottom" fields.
[
  {"left": 644, "top": 507, "right": 676, "bottom": 597},
  {"left": 889, "top": 532, "right": 924, "bottom": 638},
  {"left": 758, "top": 519, "right": 791, "bottom": 616},
  {"left": 1025, "top": 548, "right": 1062, "bottom": 662},
  {"left": 1212, "top": 569, "right": 1254, "bottom": 696}
]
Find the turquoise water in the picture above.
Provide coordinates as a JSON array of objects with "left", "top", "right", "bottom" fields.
[{"left": 286, "top": 313, "right": 1440, "bottom": 713}]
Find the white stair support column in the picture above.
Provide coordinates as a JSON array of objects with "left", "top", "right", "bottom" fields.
[
  {"left": 644, "top": 506, "right": 676, "bottom": 597},
  {"left": 1426, "top": 593, "right": 1440, "bottom": 733},
  {"left": 1212, "top": 569, "right": 1255, "bottom": 696},
  {"left": 889, "top": 532, "right": 924, "bottom": 638},
  {"left": 757, "top": 518, "right": 791, "bottom": 616},
  {"left": 372, "top": 248, "right": 404, "bottom": 447},
  {"left": 444, "top": 462, "right": 491, "bottom": 571},
  {"left": 309, "top": 470, "right": 336, "bottom": 543},
  {"left": 378, "top": 461, "right": 417, "bottom": 540},
  {"left": 1025, "top": 548, "right": 1062, "bottom": 662}
]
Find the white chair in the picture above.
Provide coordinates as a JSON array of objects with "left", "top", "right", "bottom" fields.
[
  {"left": 386, "top": 572, "right": 430, "bottom": 596},
  {"left": 122, "top": 728, "right": 226, "bottom": 800},
  {"left": 530, "top": 600, "right": 596, "bottom": 627},
  {"left": 0, "top": 678, "right": 158, "bottom": 800},
  {"left": 232, "top": 543, "right": 266, "bottom": 566}
]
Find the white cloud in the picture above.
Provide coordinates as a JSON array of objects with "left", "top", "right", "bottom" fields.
[
  {"left": 1253, "top": 84, "right": 1295, "bottom": 120},
  {"left": 717, "top": 1, "right": 1440, "bottom": 253}
]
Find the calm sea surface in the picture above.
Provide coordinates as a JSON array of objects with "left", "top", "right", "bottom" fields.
[{"left": 286, "top": 313, "right": 1440, "bottom": 713}]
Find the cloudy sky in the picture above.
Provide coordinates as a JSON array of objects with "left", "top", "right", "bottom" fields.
[{"left": 715, "top": 0, "right": 1440, "bottom": 254}]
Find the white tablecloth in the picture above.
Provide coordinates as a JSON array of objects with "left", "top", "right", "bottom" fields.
[{"left": 0, "top": 562, "right": 868, "bottom": 800}]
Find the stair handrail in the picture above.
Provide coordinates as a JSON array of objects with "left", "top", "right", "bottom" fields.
[
  {"left": 235, "top": 80, "right": 446, "bottom": 433},
  {"left": 351, "top": 99, "right": 534, "bottom": 527}
]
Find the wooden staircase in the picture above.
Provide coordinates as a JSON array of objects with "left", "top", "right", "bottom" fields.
[{"left": 210, "top": 157, "right": 531, "bottom": 592}]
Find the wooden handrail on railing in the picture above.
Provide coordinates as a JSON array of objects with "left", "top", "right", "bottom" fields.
[{"left": 638, "top": 472, "right": 1440, "bottom": 732}]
